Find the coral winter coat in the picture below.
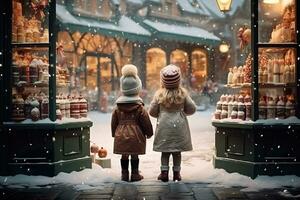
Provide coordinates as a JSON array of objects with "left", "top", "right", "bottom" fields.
[
  {"left": 111, "top": 103, "right": 153, "bottom": 155},
  {"left": 149, "top": 96, "right": 196, "bottom": 152}
]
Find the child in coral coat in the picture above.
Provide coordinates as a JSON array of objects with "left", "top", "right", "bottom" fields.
[
  {"left": 149, "top": 64, "right": 196, "bottom": 182},
  {"left": 111, "top": 64, "right": 153, "bottom": 182}
]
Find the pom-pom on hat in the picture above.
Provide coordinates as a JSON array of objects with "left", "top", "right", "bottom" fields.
[
  {"left": 120, "top": 64, "right": 142, "bottom": 96},
  {"left": 160, "top": 64, "right": 181, "bottom": 89}
]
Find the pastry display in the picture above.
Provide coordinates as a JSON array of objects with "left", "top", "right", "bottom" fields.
[
  {"left": 269, "top": 3, "right": 295, "bottom": 43},
  {"left": 12, "top": 0, "right": 49, "bottom": 44},
  {"left": 258, "top": 49, "right": 295, "bottom": 84},
  {"left": 227, "top": 54, "right": 252, "bottom": 86}
]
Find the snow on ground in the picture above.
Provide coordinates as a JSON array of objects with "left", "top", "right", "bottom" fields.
[{"left": 1, "top": 108, "right": 300, "bottom": 191}]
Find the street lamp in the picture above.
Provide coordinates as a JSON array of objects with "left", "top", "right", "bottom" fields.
[
  {"left": 216, "top": 0, "right": 232, "bottom": 12},
  {"left": 219, "top": 42, "right": 230, "bottom": 53}
]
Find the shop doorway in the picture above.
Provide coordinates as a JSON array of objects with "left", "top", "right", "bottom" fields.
[
  {"left": 146, "top": 48, "right": 166, "bottom": 92},
  {"left": 79, "top": 52, "right": 117, "bottom": 110}
]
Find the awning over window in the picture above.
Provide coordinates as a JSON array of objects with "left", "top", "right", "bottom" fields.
[
  {"left": 56, "top": 4, "right": 151, "bottom": 42},
  {"left": 142, "top": 19, "right": 220, "bottom": 46}
]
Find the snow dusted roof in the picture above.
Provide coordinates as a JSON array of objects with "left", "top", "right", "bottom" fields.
[
  {"left": 176, "top": 0, "right": 210, "bottom": 16},
  {"left": 126, "top": 0, "right": 145, "bottom": 5},
  {"left": 143, "top": 19, "right": 220, "bottom": 45},
  {"left": 197, "top": 0, "right": 245, "bottom": 18},
  {"left": 56, "top": 4, "right": 151, "bottom": 42}
]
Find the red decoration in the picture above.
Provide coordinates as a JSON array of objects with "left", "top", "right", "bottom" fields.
[{"left": 98, "top": 147, "right": 108, "bottom": 158}]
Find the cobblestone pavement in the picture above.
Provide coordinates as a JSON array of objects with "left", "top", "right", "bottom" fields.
[{"left": 1, "top": 181, "right": 300, "bottom": 200}]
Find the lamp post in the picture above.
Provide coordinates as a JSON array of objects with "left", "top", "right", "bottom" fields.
[{"left": 216, "top": 0, "right": 232, "bottom": 12}]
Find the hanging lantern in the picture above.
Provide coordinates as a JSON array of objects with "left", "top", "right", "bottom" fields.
[
  {"left": 219, "top": 42, "right": 230, "bottom": 53},
  {"left": 216, "top": 0, "right": 232, "bottom": 12}
]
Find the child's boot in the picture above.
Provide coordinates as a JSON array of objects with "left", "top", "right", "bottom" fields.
[
  {"left": 158, "top": 166, "right": 169, "bottom": 182},
  {"left": 158, "top": 171, "right": 169, "bottom": 182},
  {"left": 121, "top": 159, "right": 129, "bottom": 181},
  {"left": 130, "top": 159, "right": 144, "bottom": 182},
  {"left": 173, "top": 166, "right": 182, "bottom": 181}
]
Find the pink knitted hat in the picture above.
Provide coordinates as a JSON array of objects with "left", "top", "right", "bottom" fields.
[{"left": 160, "top": 64, "right": 181, "bottom": 89}]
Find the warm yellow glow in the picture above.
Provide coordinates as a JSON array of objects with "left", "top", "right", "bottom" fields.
[
  {"left": 263, "top": 0, "right": 280, "bottom": 4},
  {"left": 219, "top": 43, "right": 229, "bottom": 53},
  {"left": 216, "top": 0, "right": 232, "bottom": 12}
]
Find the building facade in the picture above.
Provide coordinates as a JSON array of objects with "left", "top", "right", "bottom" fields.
[{"left": 56, "top": 0, "right": 223, "bottom": 109}]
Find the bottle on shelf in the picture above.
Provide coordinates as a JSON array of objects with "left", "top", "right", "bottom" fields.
[
  {"left": 267, "top": 60, "right": 273, "bottom": 83},
  {"left": 262, "top": 69, "right": 268, "bottom": 83},
  {"left": 61, "top": 95, "right": 67, "bottom": 118},
  {"left": 276, "top": 96, "right": 285, "bottom": 119},
  {"left": 245, "top": 94, "right": 252, "bottom": 121},
  {"left": 227, "top": 68, "right": 233, "bottom": 85},
  {"left": 227, "top": 95, "right": 233, "bottom": 118},
  {"left": 11, "top": 95, "right": 25, "bottom": 121},
  {"left": 285, "top": 96, "right": 295, "bottom": 117},
  {"left": 273, "top": 59, "right": 280, "bottom": 84},
  {"left": 232, "top": 66, "right": 238, "bottom": 85},
  {"left": 41, "top": 96, "right": 49, "bottom": 119},
  {"left": 259, "top": 97, "right": 267, "bottom": 119},
  {"left": 237, "top": 95, "right": 246, "bottom": 121},
  {"left": 279, "top": 59, "right": 285, "bottom": 83},
  {"left": 267, "top": 97, "right": 276, "bottom": 119},
  {"left": 64, "top": 95, "right": 71, "bottom": 118}
]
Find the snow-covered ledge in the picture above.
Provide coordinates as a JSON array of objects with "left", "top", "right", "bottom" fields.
[
  {"left": 212, "top": 116, "right": 300, "bottom": 125},
  {"left": 4, "top": 117, "right": 92, "bottom": 125}
]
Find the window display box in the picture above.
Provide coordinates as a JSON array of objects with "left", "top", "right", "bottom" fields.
[
  {"left": 0, "top": 0, "right": 92, "bottom": 176},
  {"left": 212, "top": 0, "right": 300, "bottom": 178}
]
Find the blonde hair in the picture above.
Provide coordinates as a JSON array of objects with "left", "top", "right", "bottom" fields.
[{"left": 154, "top": 86, "right": 187, "bottom": 108}]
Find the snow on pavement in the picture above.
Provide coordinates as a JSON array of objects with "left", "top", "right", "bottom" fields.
[{"left": 1, "top": 109, "right": 300, "bottom": 191}]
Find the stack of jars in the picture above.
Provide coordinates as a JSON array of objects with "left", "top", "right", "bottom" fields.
[
  {"left": 11, "top": 92, "right": 49, "bottom": 121},
  {"left": 259, "top": 95, "right": 295, "bottom": 119},
  {"left": 56, "top": 94, "right": 88, "bottom": 120},
  {"left": 214, "top": 94, "right": 252, "bottom": 121}
]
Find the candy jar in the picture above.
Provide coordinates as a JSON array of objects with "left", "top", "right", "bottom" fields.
[
  {"left": 267, "top": 97, "right": 276, "bottom": 119},
  {"left": 285, "top": 97, "right": 295, "bottom": 117},
  {"left": 79, "top": 94, "right": 88, "bottom": 118},
  {"left": 41, "top": 96, "right": 49, "bottom": 119},
  {"left": 64, "top": 96, "right": 71, "bottom": 118},
  {"left": 267, "top": 60, "right": 273, "bottom": 83},
  {"left": 244, "top": 94, "right": 252, "bottom": 121},
  {"left": 11, "top": 95, "right": 25, "bottom": 121},
  {"left": 221, "top": 110, "right": 228, "bottom": 119},
  {"left": 276, "top": 96, "right": 285, "bottom": 119},
  {"left": 214, "top": 110, "right": 221, "bottom": 120},
  {"left": 231, "top": 110, "right": 238, "bottom": 119},
  {"left": 259, "top": 97, "right": 267, "bottom": 119}
]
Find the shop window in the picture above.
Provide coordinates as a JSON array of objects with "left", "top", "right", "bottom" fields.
[
  {"left": 58, "top": 31, "right": 74, "bottom": 52},
  {"left": 74, "top": 0, "right": 112, "bottom": 19},
  {"left": 146, "top": 48, "right": 166, "bottom": 91},
  {"left": 170, "top": 49, "right": 189, "bottom": 87},
  {"left": 191, "top": 49, "right": 207, "bottom": 89}
]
